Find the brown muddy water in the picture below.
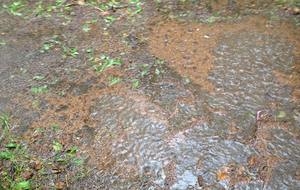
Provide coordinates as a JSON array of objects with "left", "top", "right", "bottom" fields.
[{"left": 0, "top": 0, "right": 300, "bottom": 189}]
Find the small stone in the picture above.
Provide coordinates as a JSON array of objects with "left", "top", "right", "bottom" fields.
[
  {"left": 295, "top": 170, "right": 300, "bottom": 180},
  {"left": 77, "top": 0, "right": 85, "bottom": 5},
  {"left": 292, "top": 7, "right": 300, "bottom": 15},
  {"left": 197, "top": 175, "right": 204, "bottom": 187}
]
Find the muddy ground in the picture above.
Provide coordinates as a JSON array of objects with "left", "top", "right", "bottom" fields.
[{"left": 0, "top": 0, "right": 300, "bottom": 189}]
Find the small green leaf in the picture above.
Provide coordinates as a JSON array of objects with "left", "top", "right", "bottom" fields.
[
  {"left": 0, "top": 40, "right": 6, "bottom": 46},
  {"left": 73, "top": 158, "right": 84, "bottom": 166},
  {"left": 67, "top": 146, "right": 78, "bottom": 154},
  {"left": 14, "top": 181, "right": 30, "bottom": 190},
  {"left": 55, "top": 157, "right": 66, "bottom": 162},
  {"left": 104, "top": 16, "right": 116, "bottom": 25},
  {"left": 155, "top": 68, "right": 160, "bottom": 75},
  {"left": 33, "top": 75, "right": 45, "bottom": 81},
  {"left": 5, "top": 142, "right": 18, "bottom": 149},
  {"left": 69, "top": 47, "right": 79, "bottom": 57},
  {"left": 0, "top": 151, "right": 13, "bottom": 160},
  {"left": 94, "top": 55, "right": 122, "bottom": 73},
  {"left": 277, "top": 111, "right": 287, "bottom": 119}
]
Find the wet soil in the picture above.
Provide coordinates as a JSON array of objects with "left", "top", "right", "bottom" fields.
[{"left": 1, "top": 0, "right": 300, "bottom": 189}]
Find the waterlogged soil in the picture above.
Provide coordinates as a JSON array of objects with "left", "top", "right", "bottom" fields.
[{"left": 0, "top": 0, "right": 300, "bottom": 189}]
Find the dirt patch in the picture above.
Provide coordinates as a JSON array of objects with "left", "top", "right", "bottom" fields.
[
  {"left": 148, "top": 20, "right": 215, "bottom": 92},
  {"left": 24, "top": 83, "right": 122, "bottom": 132},
  {"left": 148, "top": 15, "right": 300, "bottom": 92}
]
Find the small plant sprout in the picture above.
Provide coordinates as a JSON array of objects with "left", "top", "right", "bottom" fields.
[
  {"left": 41, "top": 42, "right": 53, "bottom": 53},
  {"left": 40, "top": 35, "right": 60, "bottom": 53},
  {"left": 94, "top": 55, "right": 122, "bottom": 73},
  {"left": 63, "top": 46, "right": 79, "bottom": 58},
  {"left": 132, "top": 79, "right": 140, "bottom": 89},
  {"left": 104, "top": 15, "right": 117, "bottom": 25},
  {"left": 140, "top": 64, "right": 150, "bottom": 77},
  {"left": 108, "top": 76, "right": 122, "bottom": 86}
]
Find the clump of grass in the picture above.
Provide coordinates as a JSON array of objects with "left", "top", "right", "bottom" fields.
[
  {"left": 0, "top": 113, "right": 10, "bottom": 129},
  {"left": 0, "top": 142, "right": 31, "bottom": 190},
  {"left": 3, "top": 1, "right": 25, "bottom": 16},
  {"left": 0, "top": 114, "right": 87, "bottom": 189},
  {"left": 0, "top": 113, "right": 32, "bottom": 190}
]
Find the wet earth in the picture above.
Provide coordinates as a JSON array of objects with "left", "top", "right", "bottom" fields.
[{"left": 0, "top": 0, "right": 300, "bottom": 189}]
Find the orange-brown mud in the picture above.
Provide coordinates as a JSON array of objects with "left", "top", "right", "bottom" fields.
[{"left": 149, "top": 15, "right": 300, "bottom": 93}]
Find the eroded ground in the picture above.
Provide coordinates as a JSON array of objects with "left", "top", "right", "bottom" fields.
[{"left": 0, "top": 0, "right": 300, "bottom": 189}]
